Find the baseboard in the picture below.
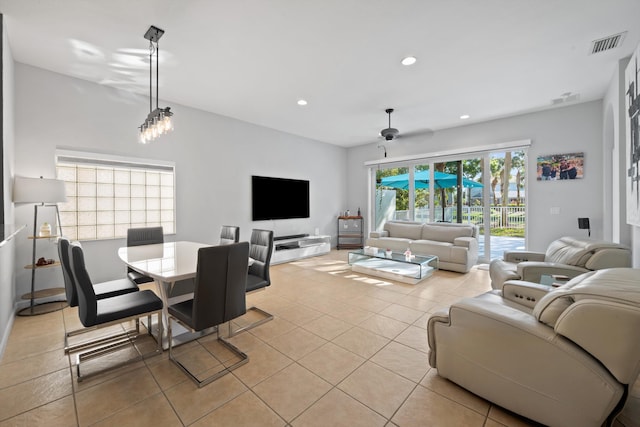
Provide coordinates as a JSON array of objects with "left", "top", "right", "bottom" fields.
[{"left": 0, "top": 305, "right": 16, "bottom": 360}]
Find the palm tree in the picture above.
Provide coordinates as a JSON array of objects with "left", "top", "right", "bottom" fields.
[
  {"left": 511, "top": 151, "right": 525, "bottom": 206},
  {"left": 490, "top": 157, "right": 504, "bottom": 206},
  {"left": 501, "top": 152, "right": 512, "bottom": 226}
]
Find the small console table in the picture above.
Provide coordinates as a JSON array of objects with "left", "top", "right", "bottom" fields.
[
  {"left": 271, "top": 234, "right": 331, "bottom": 264},
  {"left": 337, "top": 216, "right": 363, "bottom": 249}
]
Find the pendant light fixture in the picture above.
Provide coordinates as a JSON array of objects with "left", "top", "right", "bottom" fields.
[{"left": 139, "top": 25, "right": 173, "bottom": 144}]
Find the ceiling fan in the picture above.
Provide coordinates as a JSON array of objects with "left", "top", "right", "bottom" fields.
[
  {"left": 378, "top": 107, "right": 434, "bottom": 141},
  {"left": 376, "top": 108, "right": 435, "bottom": 157}
]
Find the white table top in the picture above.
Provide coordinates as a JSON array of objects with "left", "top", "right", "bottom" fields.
[{"left": 118, "top": 241, "right": 210, "bottom": 283}]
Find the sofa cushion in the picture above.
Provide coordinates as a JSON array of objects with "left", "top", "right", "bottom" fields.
[
  {"left": 410, "top": 240, "right": 454, "bottom": 260},
  {"left": 384, "top": 221, "right": 423, "bottom": 240},
  {"left": 544, "top": 237, "right": 627, "bottom": 267},
  {"left": 544, "top": 238, "right": 592, "bottom": 267},
  {"left": 421, "top": 223, "right": 474, "bottom": 243},
  {"left": 366, "top": 237, "right": 411, "bottom": 252}
]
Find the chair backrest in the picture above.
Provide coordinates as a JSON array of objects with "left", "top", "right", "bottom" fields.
[
  {"left": 219, "top": 225, "right": 240, "bottom": 245},
  {"left": 68, "top": 241, "right": 99, "bottom": 327},
  {"left": 192, "top": 242, "right": 250, "bottom": 331},
  {"left": 544, "top": 236, "right": 630, "bottom": 267},
  {"left": 127, "top": 226, "right": 164, "bottom": 247},
  {"left": 58, "top": 237, "right": 79, "bottom": 307},
  {"left": 248, "top": 229, "right": 274, "bottom": 285}
]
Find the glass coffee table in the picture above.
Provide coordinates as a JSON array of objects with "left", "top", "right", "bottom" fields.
[{"left": 348, "top": 249, "right": 438, "bottom": 284}]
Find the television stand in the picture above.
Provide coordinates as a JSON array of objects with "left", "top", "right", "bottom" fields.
[
  {"left": 274, "top": 233, "right": 308, "bottom": 241},
  {"left": 271, "top": 235, "right": 331, "bottom": 264}
]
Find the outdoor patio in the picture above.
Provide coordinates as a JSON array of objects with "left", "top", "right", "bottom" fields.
[{"left": 479, "top": 235, "right": 525, "bottom": 261}]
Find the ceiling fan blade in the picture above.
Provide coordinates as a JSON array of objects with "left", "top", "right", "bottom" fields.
[{"left": 399, "top": 128, "right": 435, "bottom": 139}]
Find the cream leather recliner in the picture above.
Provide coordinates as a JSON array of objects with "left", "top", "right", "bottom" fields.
[
  {"left": 489, "top": 236, "right": 631, "bottom": 290},
  {"left": 428, "top": 268, "right": 640, "bottom": 427}
]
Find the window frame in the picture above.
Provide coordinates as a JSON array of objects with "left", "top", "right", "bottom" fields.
[{"left": 55, "top": 149, "right": 176, "bottom": 241}]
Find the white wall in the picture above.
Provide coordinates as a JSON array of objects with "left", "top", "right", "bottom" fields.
[
  {"left": 346, "top": 101, "right": 604, "bottom": 252},
  {"left": 12, "top": 63, "right": 347, "bottom": 300},
  {"left": 1, "top": 16, "right": 16, "bottom": 355}
]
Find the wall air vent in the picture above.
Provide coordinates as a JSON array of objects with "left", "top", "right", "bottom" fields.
[{"left": 589, "top": 32, "right": 627, "bottom": 54}]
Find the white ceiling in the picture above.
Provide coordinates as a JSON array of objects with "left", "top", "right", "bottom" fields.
[{"left": 1, "top": 0, "right": 639, "bottom": 147}]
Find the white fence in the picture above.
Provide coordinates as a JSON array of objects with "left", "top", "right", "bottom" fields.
[{"left": 391, "top": 206, "right": 525, "bottom": 229}]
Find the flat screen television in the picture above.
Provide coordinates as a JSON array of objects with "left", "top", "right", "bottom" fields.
[{"left": 252, "top": 175, "right": 310, "bottom": 221}]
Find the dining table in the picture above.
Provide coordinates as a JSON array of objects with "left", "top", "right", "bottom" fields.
[{"left": 117, "top": 240, "right": 213, "bottom": 348}]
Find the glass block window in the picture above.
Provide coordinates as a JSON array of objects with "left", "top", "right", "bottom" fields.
[{"left": 56, "top": 151, "right": 175, "bottom": 241}]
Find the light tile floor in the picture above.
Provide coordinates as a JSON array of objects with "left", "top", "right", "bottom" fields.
[{"left": 0, "top": 250, "right": 638, "bottom": 426}]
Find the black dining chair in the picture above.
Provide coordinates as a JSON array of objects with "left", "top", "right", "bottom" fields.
[
  {"left": 58, "top": 237, "right": 140, "bottom": 354},
  {"left": 232, "top": 229, "right": 274, "bottom": 335},
  {"left": 126, "top": 226, "right": 164, "bottom": 285},
  {"left": 168, "top": 242, "right": 250, "bottom": 387},
  {"left": 68, "top": 241, "right": 164, "bottom": 381},
  {"left": 219, "top": 225, "right": 240, "bottom": 245}
]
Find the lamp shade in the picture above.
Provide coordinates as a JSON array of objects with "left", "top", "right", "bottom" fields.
[{"left": 13, "top": 176, "right": 67, "bottom": 203}]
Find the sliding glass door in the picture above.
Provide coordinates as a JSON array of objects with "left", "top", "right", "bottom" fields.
[
  {"left": 370, "top": 148, "right": 527, "bottom": 262},
  {"left": 430, "top": 159, "right": 483, "bottom": 223},
  {"left": 486, "top": 150, "right": 526, "bottom": 260},
  {"left": 374, "top": 165, "right": 408, "bottom": 231}
]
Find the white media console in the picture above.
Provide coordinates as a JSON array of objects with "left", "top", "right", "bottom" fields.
[{"left": 271, "top": 234, "right": 331, "bottom": 264}]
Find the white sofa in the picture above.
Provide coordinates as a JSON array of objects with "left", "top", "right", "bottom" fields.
[
  {"left": 428, "top": 268, "right": 640, "bottom": 427},
  {"left": 366, "top": 220, "right": 478, "bottom": 273}
]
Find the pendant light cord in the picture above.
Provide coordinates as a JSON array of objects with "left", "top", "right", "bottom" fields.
[
  {"left": 149, "top": 40, "right": 153, "bottom": 114},
  {"left": 156, "top": 41, "right": 159, "bottom": 110}
]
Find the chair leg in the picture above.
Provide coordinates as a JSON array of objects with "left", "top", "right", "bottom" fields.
[
  {"left": 75, "top": 310, "right": 163, "bottom": 382},
  {"left": 168, "top": 318, "right": 248, "bottom": 388},
  {"left": 230, "top": 306, "right": 274, "bottom": 337}
]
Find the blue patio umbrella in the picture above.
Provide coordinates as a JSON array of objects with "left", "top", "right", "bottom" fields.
[
  {"left": 379, "top": 170, "right": 483, "bottom": 190},
  {"left": 379, "top": 170, "right": 483, "bottom": 221}
]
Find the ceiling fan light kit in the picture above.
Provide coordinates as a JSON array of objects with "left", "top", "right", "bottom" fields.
[{"left": 380, "top": 108, "right": 399, "bottom": 141}]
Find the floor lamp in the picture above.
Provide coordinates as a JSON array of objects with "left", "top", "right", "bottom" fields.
[{"left": 13, "top": 176, "right": 67, "bottom": 316}]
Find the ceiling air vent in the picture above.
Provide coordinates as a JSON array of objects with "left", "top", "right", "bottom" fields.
[
  {"left": 551, "top": 92, "right": 580, "bottom": 106},
  {"left": 589, "top": 32, "right": 627, "bottom": 54}
]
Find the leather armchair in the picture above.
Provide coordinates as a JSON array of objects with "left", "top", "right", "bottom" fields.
[
  {"left": 489, "top": 236, "right": 631, "bottom": 289},
  {"left": 428, "top": 268, "right": 640, "bottom": 427}
]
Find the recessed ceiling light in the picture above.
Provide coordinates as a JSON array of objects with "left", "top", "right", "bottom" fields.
[
  {"left": 401, "top": 56, "right": 417, "bottom": 66},
  {"left": 297, "top": 99, "right": 308, "bottom": 106},
  {"left": 460, "top": 114, "right": 470, "bottom": 120}
]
